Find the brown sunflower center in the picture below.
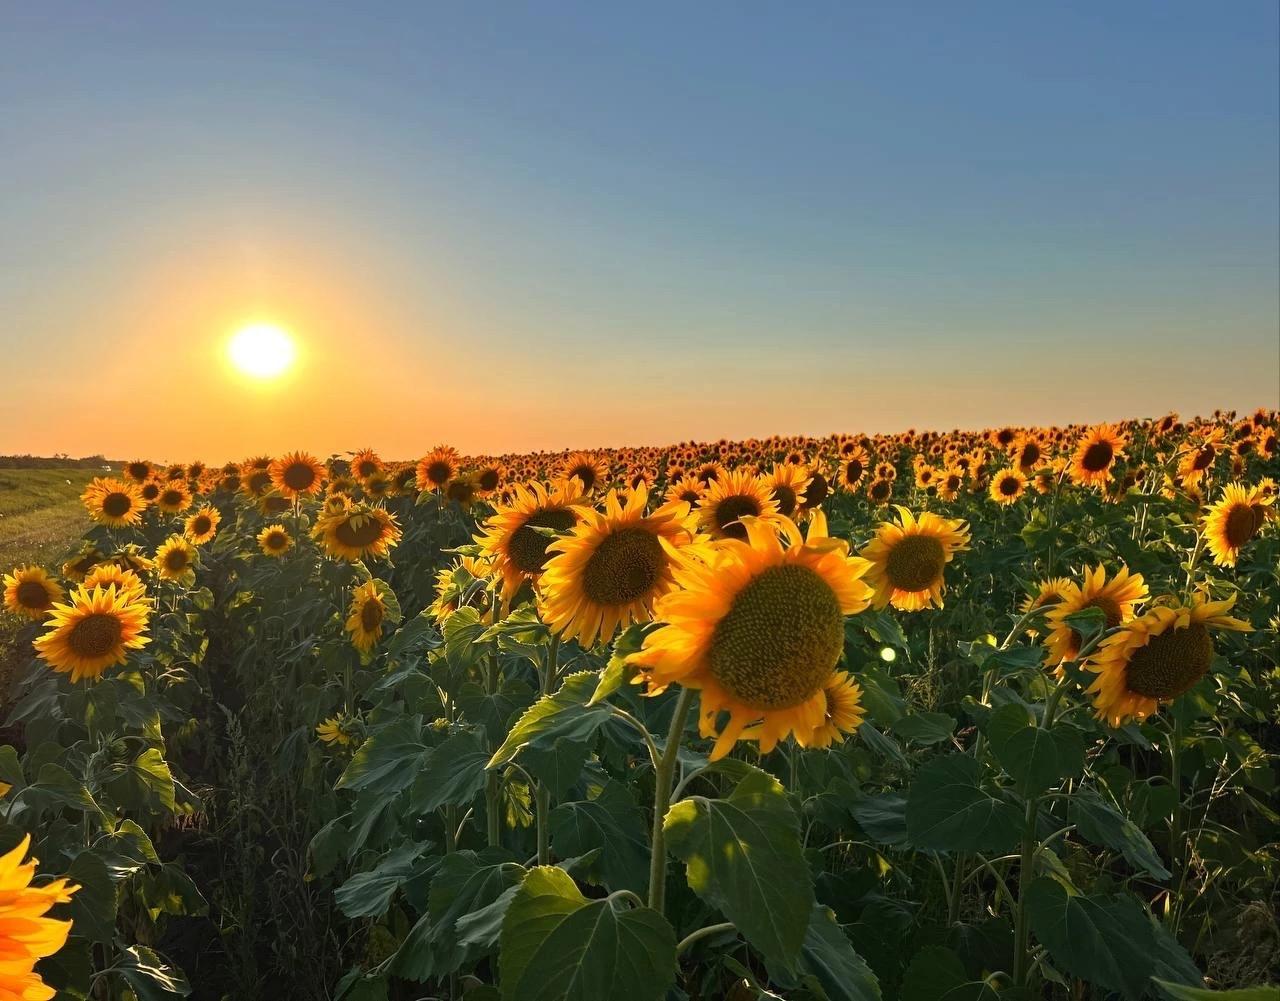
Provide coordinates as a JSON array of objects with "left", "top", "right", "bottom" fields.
[
  {"left": 283, "top": 463, "right": 318, "bottom": 491},
  {"left": 870, "top": 480, "right": 891, "bottom": 501},
  {"left": 160, "top": 490, "right": 184, "bottom": 508},
  {"left": 247, "top": 471, "right": 272, "bottom": 495},
  {"left": 772, "top": 485, "right": 798, "bottom": 517},
  {"left": 580, "top": 527, "right": 666, "bottom": 606},
  {"left": 446, "top": 480, "right": 475, "bottom": 504},
  {"left": 1124, "top": 623, "right": 1213, "bottom": 700},
  {"left": 127, "top": 462, "right": 150, "bottom": 480},
  {"left": 844, "top": 459, "right": 863, "bottom": 483},
  {"left": 1089, "top": 595, "right": 1124, "bottom": 629},
  {"left": 265, "top": 531, "right": 288, "bottom": 550},
  {"left": 478, "top": 469, "right": 500, "bottom": 492},
  {"left": 164, "top": 548, "right": 190, "bottom": 571},
  {"left": 885, "top": 535, "right": 946, "bottom": 593},
  {"left": 713, "top": 495, "right": 761, "bottom": 540},
  {"left": 509, "top": 509, "right": 578, "bottom": 574},
  {"left": 570, "top": 465, "right": 597, "bottom": 491},
  {"left": 16, "top": 580, "right": 52, "bottom": 610},
  {"left": 999, "top": 476, "right": 1021, "bottom": 497},
  {"left": 802, "top": 473, "right": 829, "bottom": 508},
  {"left": 1192, "top": 446, "right": 1215, "bottom": 471},
  {"left": 67, "top": 612, "right": 124, "bottom": 659},
  {"left": 102, "top": 492, "right": 133, "bottom": 518},
  {"left": 1224, "top": 504, "right": 1259, "bottom": 548},
  {"left": 1019, "top": 442, "right": 1041, "bottom": 466},
  {"left": 709, "top": 564, "right": 844, "bottom": 710},
  {"left": 426, "top": 460, "right": 452, "bottom": 485},
  {"left": 192, "top": 515, "right": 213, "bottom": 536},
  {"left": 141, "top": 484, "right": 161, "bottom": 501},
  {"left": 360, "top": 598, "right": 385, "bottom": 633},
  {"left": 356, "top": 460, "right": 379, "bottom": 478},
  {"left": 1081, "top": 441, "right": 1114, "bottom": 472},
  {"left": 335, "top": 515, "right": 385, "bottom": 549}
]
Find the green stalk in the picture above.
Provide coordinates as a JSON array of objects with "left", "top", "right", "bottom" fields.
[
  {"left": 534, "top": 638, "right": 560, "bottom": 865},
  {"left": 647, "top": 687, "right": 695, "bottom": 914},
  {"left": 1167, "top": 707, "right": 1186, "bottom": 924}
]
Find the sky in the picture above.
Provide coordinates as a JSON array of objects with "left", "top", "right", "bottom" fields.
[{"left": 2, "top": 2, "right": 1277, "bottom": 462}]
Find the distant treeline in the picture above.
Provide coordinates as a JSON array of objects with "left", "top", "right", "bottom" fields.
[{"left": 0, "top": 454, "right": 116, "bottom": 469}]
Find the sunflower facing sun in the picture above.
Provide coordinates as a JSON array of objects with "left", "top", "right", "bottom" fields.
[
  {"left": 1041, "top": 564, "right": 1148, "bottom": 665},
  {"left": 476, "top": 479, "right": 588, "bottom": 603},
  {"left": 860, "top": 506, "right": 970, "bottom": 611},
  {"left": 3, "top": 566, "right": 64, "bottom": 621},
  {"left": 81, "top": 477, "right": 147, "bottom": 528},
  {"left": 697, "top": 468, "right": 782, "bottom": 541},
  {"left": 1203, "top": 482, "right": 1272, "bottom": 567},
  {"left": 34, "top": 584, "right": 151, "bottom": 682},
  {"left": 629, "top": 513, "right": 872, "bottom": 760}
]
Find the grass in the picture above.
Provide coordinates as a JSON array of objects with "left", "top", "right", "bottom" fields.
[{"left": 0, "top": 467, "right": 95, "bottom": 705}]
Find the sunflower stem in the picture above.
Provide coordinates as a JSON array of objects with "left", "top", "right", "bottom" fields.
[
  {"left": 648, "top": 687, "right": 695, "bottom": 914},
  {"left": 1167, "top": 706, "right": 1186, "bottom": 924},
  {"left": 534, "top": 638, "right": 560, "bottom": 865}
]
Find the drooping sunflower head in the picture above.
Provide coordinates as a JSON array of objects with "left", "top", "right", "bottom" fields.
[
  {"left": 860, "top": 506, "right": 970, "bottom": 612},
  {"left": 477, "top": 480, "right": 588, "bottom": 602},
  {"left": 3, "top": 566, "right": 64, "bottom": 621},
  {"left": 416, "top": 445, "right": 462, "bottom": 493},
  {"left": 155, "top": 482, "right": 193, "bottom": 514},
  {"left": 538, "top": 484, "right": 693, "bottom": 648},
  {"left": 697, "top": 468, "right": 781, "bottom": 541},
  {"left": 629, "top": 513, "right": 872, "bottom": 759},
  {"left": 257, "top": 491, "right": 294, "bottom": 518},
  {"left": 988, "top": 466, "right": 1028, "bottom": 506},
  {"left": 270, "top": 451, "right": 327, "bottom": 499},
  {"left": 1069, "top": 423, "right": 1126, "bottom": 487},
  {"left": 314, "top": 504, "right": 402, "bottom": 562},
  {"left": 560, "top": 451, "right": 610, "bottom": 493},
  {"left": 1084, "top": 593, "right": 1251, "bottom": 726},
  {"left": 241, "top": 466, "right": 275, "bottom": 499},
  {"left": 444, "top": 473, "right": 480, "bottom": 509},
  {"left": 1203, "top": 481, "right": 1272, "bottom": 568},
  {"left": 345, "top": 580, "right": 398, "bottom": 655},
  {"left": 81, "top": 477, "right": 146, "bottom": 528},
  {"left": 154, "top": 536, "right": 197, "bottom": 585},
  {"left": 767, "top": 463, "right": 812, "bottom": 519},
  {"left": 317, "top": 715, "right": 362, "bottom": 748},
  {"left": 33, "top": 583, "right": 151, "bottom": 682},
  {"left": 0, "top": 834, "right": 79, "bottom": 999},
  {"left": 1042, "top": 564, "right": 1148, "bottom": 665},
  {"left": 184, "top": 505, "right": 222, "bottom": 545},
  {"left": 257, "top": 523, "right": 294, "bottom": 558}
]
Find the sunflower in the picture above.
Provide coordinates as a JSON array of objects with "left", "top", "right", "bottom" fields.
[
  {"left": 838, "top": 448, "right": 869, "bottom": 491},
  {"left": 697, "top": 469, "right": 781, "bottom": 541},
  {"left": 560, "top": 451, "right": 610, "bottom": 493},
  {"left": 629, "top": 513, "right": 872, "bottom": 759},
  {"left": 0, "top": 834, "right": 79, "bottom": 1001},
  {"left": 184, "top": 505, "right": 222, "bottom": 545},
  {"left": 270, "top": 451, "right": 327, "bottom": 499},
  {"left": 362, "top": 471, "right": 392, "bottom": 501},
  {"left": 1068, "top": 423, "right": 1125, "bottom": 488},
  {"left": 1084, "top": 593, "right": 1251, "bottom": 726},
  {"left": 317, "top": 715, "right": 361, "bottom": 747},
  {"left": 154, "top": 536, "right": 197, "bottom": 586},
  {"left": 860, "top": 507, "right": 970, "bottom": 611},
  {"left": 61, "top": 545, "right": 104, "bottom": 583},
  {"left": 1020, "top": 577, "right": 1075, "bottom": 614},
  {"left": 351, "top": 448, "right": 383, "bottom": 481},
  {"left": 867, "top": 478, "right": 893, "bottom": 505},
  {"left": 123, "top": 459, "right": 153, "bottom": 483},
  {"left": 799, "top": 468, "right": 831, "bottom": 512},
  {"left": 430, "top": 555, "right": 495, "bottom": 624},
  {"left": 313, "top": 504, "right": 401, "bottom": 562},
  {"left": 766, "top": 463, "right": 812, "bottom": 519},
  {"left": 3, "top": 567, "right": 63, "bottom": 621},
  {"left": 476, "top": 480, "right": 588, "bottom": 603},
  {"left": 803, "top": 671, "right": 866, "bottom": 749},
  {"left": 1177, "top": 429, "right": 1223, "bottom": 489},
  {"left": 81, "top": 477, "right": 146, "bottom": 528},
  {"left": 416, "top": 445, "right": 462, "bottom": 493},
  {"left": 33, "top": 584, "right": 150, "bottom": 682},
  {"left": 538, "top": 485, "right": 693, "bottom": 648},
  {"left": 241, "top": 465, "right": 275, "bottom": 499},
  {"left": 82, "top": 563, "right": 146, "bottom": 598},
  {"left": 257, "top": 523, "right": 294, "bottom": 558},
  {"left": 444, "top": 474, "right": 480, "bottom": 509},
  {"left": 138, "top": 480, "right": 163, "bottom": 505},
  {"left": 1203, "top": 482, "right": 1273, "bottom": 567},
  {"left": 257, "top": 491, "right": 294, "bottom": 518},
  {"left": 155, "top": 482, "right": 193, "bottom": 515},
  {"left": 1041, "top": 565, "right": 1148, "bottom": 665},
  {"left": 936, "top": 468, "right": 964, "bottom": 502},
  {"left": 988, "top": 466, "right": 1028, "bottom": 506},
  {"left": 1011, "top": 433, "right": 1044, "bottom": 471},
  {"left": 474, "top": 463, "right": 506, "bottom": 497},
  {"left": 664, "top": 474, "right": 705, "bottom": 507},
  {"left": 346, "top": 581, "right": 392, "bottom": 654}
]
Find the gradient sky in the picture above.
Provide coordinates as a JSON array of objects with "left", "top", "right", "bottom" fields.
[{"left": 2, "top": 2, "right": 1277, "bottom": 462}]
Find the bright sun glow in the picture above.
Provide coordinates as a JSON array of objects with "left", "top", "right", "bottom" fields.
[{"left": 228, "top": 323, "right": 296, "bottom": 378}]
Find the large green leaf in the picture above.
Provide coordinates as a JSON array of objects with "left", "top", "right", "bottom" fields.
[
  {"left": 337, "top": 716, "right": 427, "bottom": 796},
  {"left": 498, "top": 866, "right": 676, "bottom": 1001},
  {"left": 986, "top": 705, "right": 1083, "bottom": 797},
  {"left": 550, "top": 780, "right": 650, "bottom": 895},
  {"left": 1070, "top": 789, "right": 1171, "bottom": 881},
  {"left": 1153, "top": 981, "right": 1278, "bottom": 1001},
  {"left": 411, "top": 729, "right": 489, "bottom": 814},
  {"left": 900, "top": 945, "right": 998, "bottom": 1001},
  {"left": 104, "top": 747, "right": 176, "bottom": 815},
  {"left": 790, "top": 905, "right": 882, "bottom": 1001},
  {"left": 67, "top": 850, "right": 117, "bottom": 944},
  {"left": 891, "top": 712, "right": 956, "bottom": 746},
  {"left": 488, "top": 673, "right": 612, "bottom": 769},
  {"left": 109, "top": 945, "right": 191, "bottom": 1000},
  {"left": 664, "top": 766, "right": 813, "bottom": 972},
  {"left": 906, "top": 756, "right": 1021, "bottom": 852},
  {"left": 335, "top": 841, "right": 428, "bottom": 919},
  {"left": 1026, "top": 879, "right": 1200, "bottom": 1001}
]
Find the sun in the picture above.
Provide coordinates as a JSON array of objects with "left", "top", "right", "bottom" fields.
[{"left": 228, "top": 323, "right": 296, "bottom": 379}]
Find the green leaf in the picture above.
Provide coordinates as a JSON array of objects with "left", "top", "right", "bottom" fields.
[
  {"left": 458, "top": 679, "right": 536, "bottom": 745},
  {"left": 109, "top": 945, "right": 191, "bottom": 999},
  {"left": 335, "top": 841, "right": 428, "bottom": 919},
  {"left": 20, "top": 762, "right": 104, "bottom": 824},
  {"left": 891, "top": 712, "right": 956, "bottom": 746},
  {"left": 900, "top": 944, "right": 998, "bottom": 1001},
  {"left": 337, "top": 716, "right": 427, "bottom": 796},
  {"left": 1070, "top": 789, "right": 1171, "bottom": 881},
  {"left": 335, "top": 968, "right": 389, "bottom": 1001},
  {"left": 588, "top": 624, "right": 646, "bottom": 706},
  {"left": 987, "top": 706, "right": 1085, "bottom": 797},
  {"left": 1026, "top": 879, "right": 1200, "bottom": 1001},
  {"left": 793, "top": 904, "right": 882, "bottom": 1001},
  {"left": 1153, "top": 981, "right": 1278, "bottom": 1001},
  {"left": 104, "top": 747, "right": 176, "bottom": 815},
  {"left": 848, "top": 793, "right": 908, "bottom": 846},
  {"left": 67, "top": 850, "right": 117, "bottom": 944},
  {"left": 411, "top": 730, "right": 489, "bottom": 814},
  {"left": 906, "top": 756, "right": 1021, "bottom": 852},
  {"left": 488, "top": 673, "right": 612, "bottom": 769},
  {"left": 550, "top": 781, "right": 650, "bottom": 895},
  {"left": 522, "top": 738, "right": 591, "bottom": 800},
  {"left": 138, "top": 863, "right": 208, "bottom": 921},
  {"left": 444, "top": 606, "right": 490, "bottom": 670},
  {"left": 499, "top": 866, "right": 676, "bottom": 1001},
  {"left": 664, "top": 766, "right": 814, "bottom": 972},
  {"left": 0, "top": 745, "right": 24, "bottom": 790}
]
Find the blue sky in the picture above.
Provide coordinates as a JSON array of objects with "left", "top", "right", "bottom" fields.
[{"left": 2, "top": 2, "right": 1276, "bottom": 458}]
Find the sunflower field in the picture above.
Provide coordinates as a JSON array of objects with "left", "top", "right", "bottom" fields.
[{"left": 1, "top": 410, "right": 1278, "bottom": 1001}]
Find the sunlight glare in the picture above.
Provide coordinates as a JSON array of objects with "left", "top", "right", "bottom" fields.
[{"left": 228, "top": 323, "right": 296, "bottom": 379}]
